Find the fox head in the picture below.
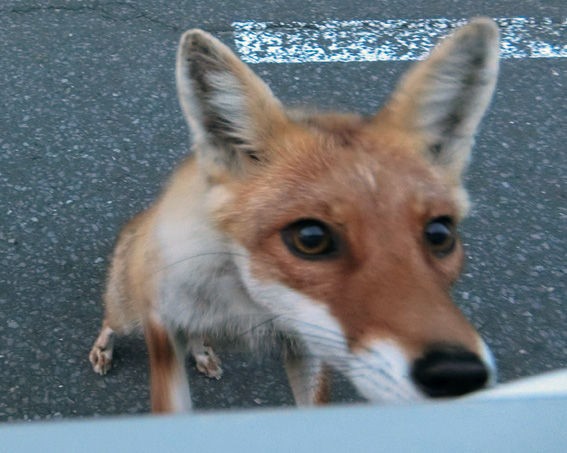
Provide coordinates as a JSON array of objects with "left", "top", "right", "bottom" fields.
[{"left": 176, "top": 19, "right": 500, "bottom": 401}]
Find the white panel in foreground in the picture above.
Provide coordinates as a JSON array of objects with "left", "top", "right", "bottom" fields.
[
  {"left": 1, "top": 396, "right": 566, "bottom": 453},
  {"left": 469, "top": 368, "right": 567, "bottom": 400}
]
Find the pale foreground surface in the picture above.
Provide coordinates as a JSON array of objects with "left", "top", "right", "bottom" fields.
[{"left": 2, "top": 372, "right": 566, "bottom": 453}]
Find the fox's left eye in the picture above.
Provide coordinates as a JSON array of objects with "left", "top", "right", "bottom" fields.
[
  {"left": 281, "top": 219, "right": 337, "bottom": 260},
  {"left": 424, "top": 216, "right": 457, "bottom": 257}
]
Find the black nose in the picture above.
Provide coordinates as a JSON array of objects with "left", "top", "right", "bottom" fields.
[{"left": 411, "top": 345, "right": 488, "bottom": 397}]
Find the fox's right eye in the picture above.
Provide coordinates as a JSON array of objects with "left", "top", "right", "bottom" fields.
[{"left": 281, "top": 219, "right": 338, "bottom": 260}]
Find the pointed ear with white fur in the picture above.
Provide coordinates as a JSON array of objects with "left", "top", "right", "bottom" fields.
[
  {"left": 176, "top": 29, "right": 289, "bottom": 173},
  {"left": 384, "top": 18, "right": 500, "bottom": 183}
]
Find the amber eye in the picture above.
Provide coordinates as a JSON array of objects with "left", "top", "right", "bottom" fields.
[
  {"left": 425, "top": 217, "right": 457, "bottom": 257},
  {"left": 281, "top": 219, "right": 337, "bottom": 260}
]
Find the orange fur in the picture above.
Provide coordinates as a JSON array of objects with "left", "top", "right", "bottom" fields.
[
  {"left": 145, "top": 319, "right": 177, "bottom": 413},
  {"left": 215, "top": 120, "right": 477, "bottom": 357}
]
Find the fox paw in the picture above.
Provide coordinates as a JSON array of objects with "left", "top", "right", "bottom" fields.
[
  {"left": 194, "top": 346, "right": 223, "bottom": 380},
  {"left": 89, "top": 345, "right": 113, "bottom": 375},
  {"left": 89, "top": 326, "right": 115, "bottom": 375}
]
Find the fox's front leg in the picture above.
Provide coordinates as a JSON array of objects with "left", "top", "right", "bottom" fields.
[
  {"left": 145, "top": 315, "right": 192, "bottom": 413},
  {"left": 284, "top": 346, "right": 330, "bottom": 406}
]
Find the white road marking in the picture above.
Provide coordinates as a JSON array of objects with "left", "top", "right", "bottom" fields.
[{"left": 233, "top": 17, "right": 566, "bottom": 63}]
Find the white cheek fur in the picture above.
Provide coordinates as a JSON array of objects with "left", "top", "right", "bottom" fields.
[{"left": 232, "top": 245, "right": 424, "bottom": 403}]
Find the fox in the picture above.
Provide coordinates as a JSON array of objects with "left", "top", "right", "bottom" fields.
[{"left": 89, "top": 18, "right": 501, "bottom": 413}]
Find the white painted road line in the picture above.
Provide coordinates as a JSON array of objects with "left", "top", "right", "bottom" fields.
[{"left": 233, "top": 17, "right": 566, "bottom": 63}]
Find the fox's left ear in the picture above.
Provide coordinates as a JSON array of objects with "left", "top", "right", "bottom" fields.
[
  {"left": 176, "top": 29, "right": 289, "bottom": 174},
  {"left": 381, "top": 18, "right": 500, "bottom": 183}
]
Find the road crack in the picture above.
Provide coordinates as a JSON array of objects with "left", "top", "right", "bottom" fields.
[{"left": 4, "top": 0, "right": 181, "bottom": 32}]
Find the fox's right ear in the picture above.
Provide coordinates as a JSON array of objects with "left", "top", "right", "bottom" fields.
[{"left": 176, "top": 29, "right": 288, "bottom": 174}]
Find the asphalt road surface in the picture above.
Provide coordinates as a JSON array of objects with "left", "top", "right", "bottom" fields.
[{"left": 1, "top": 0, "right": 565, "bottom": 422}]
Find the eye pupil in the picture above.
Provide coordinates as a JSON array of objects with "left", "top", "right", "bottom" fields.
[
  {"left": 426, "top": 223, "right": 450, "bottom": 245},
  {"left": 297, "top": 225, "right": 325, "bottom": 249}
]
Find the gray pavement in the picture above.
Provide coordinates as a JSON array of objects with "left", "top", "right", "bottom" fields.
[{"left": 0, "top": 0, "right": 565, "bottom": 422}]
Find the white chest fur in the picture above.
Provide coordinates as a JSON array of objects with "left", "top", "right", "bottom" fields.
[{"left": 154, "top": 187, "right": 270, "bottom": 342}]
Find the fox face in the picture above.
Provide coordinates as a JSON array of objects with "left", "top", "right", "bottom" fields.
[
  {"left": 207, "top": 118, "right": 495, "bottom": 400},
  {"left": 90, "top": 18, "right": 501, "bottom": 411},
  {"left": 176, "top": 19, "right": 500, "bottom": 402}
]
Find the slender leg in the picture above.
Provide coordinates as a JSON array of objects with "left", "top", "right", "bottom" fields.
[
  {"left": 284, "top": 348, "right": 330, "bottom": 406},
  {"left": 145, "top": 316, "right": 192, "bottom": 413},
  {"left": 188, "top": 336, "right": 223, "bottom": 379}
]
